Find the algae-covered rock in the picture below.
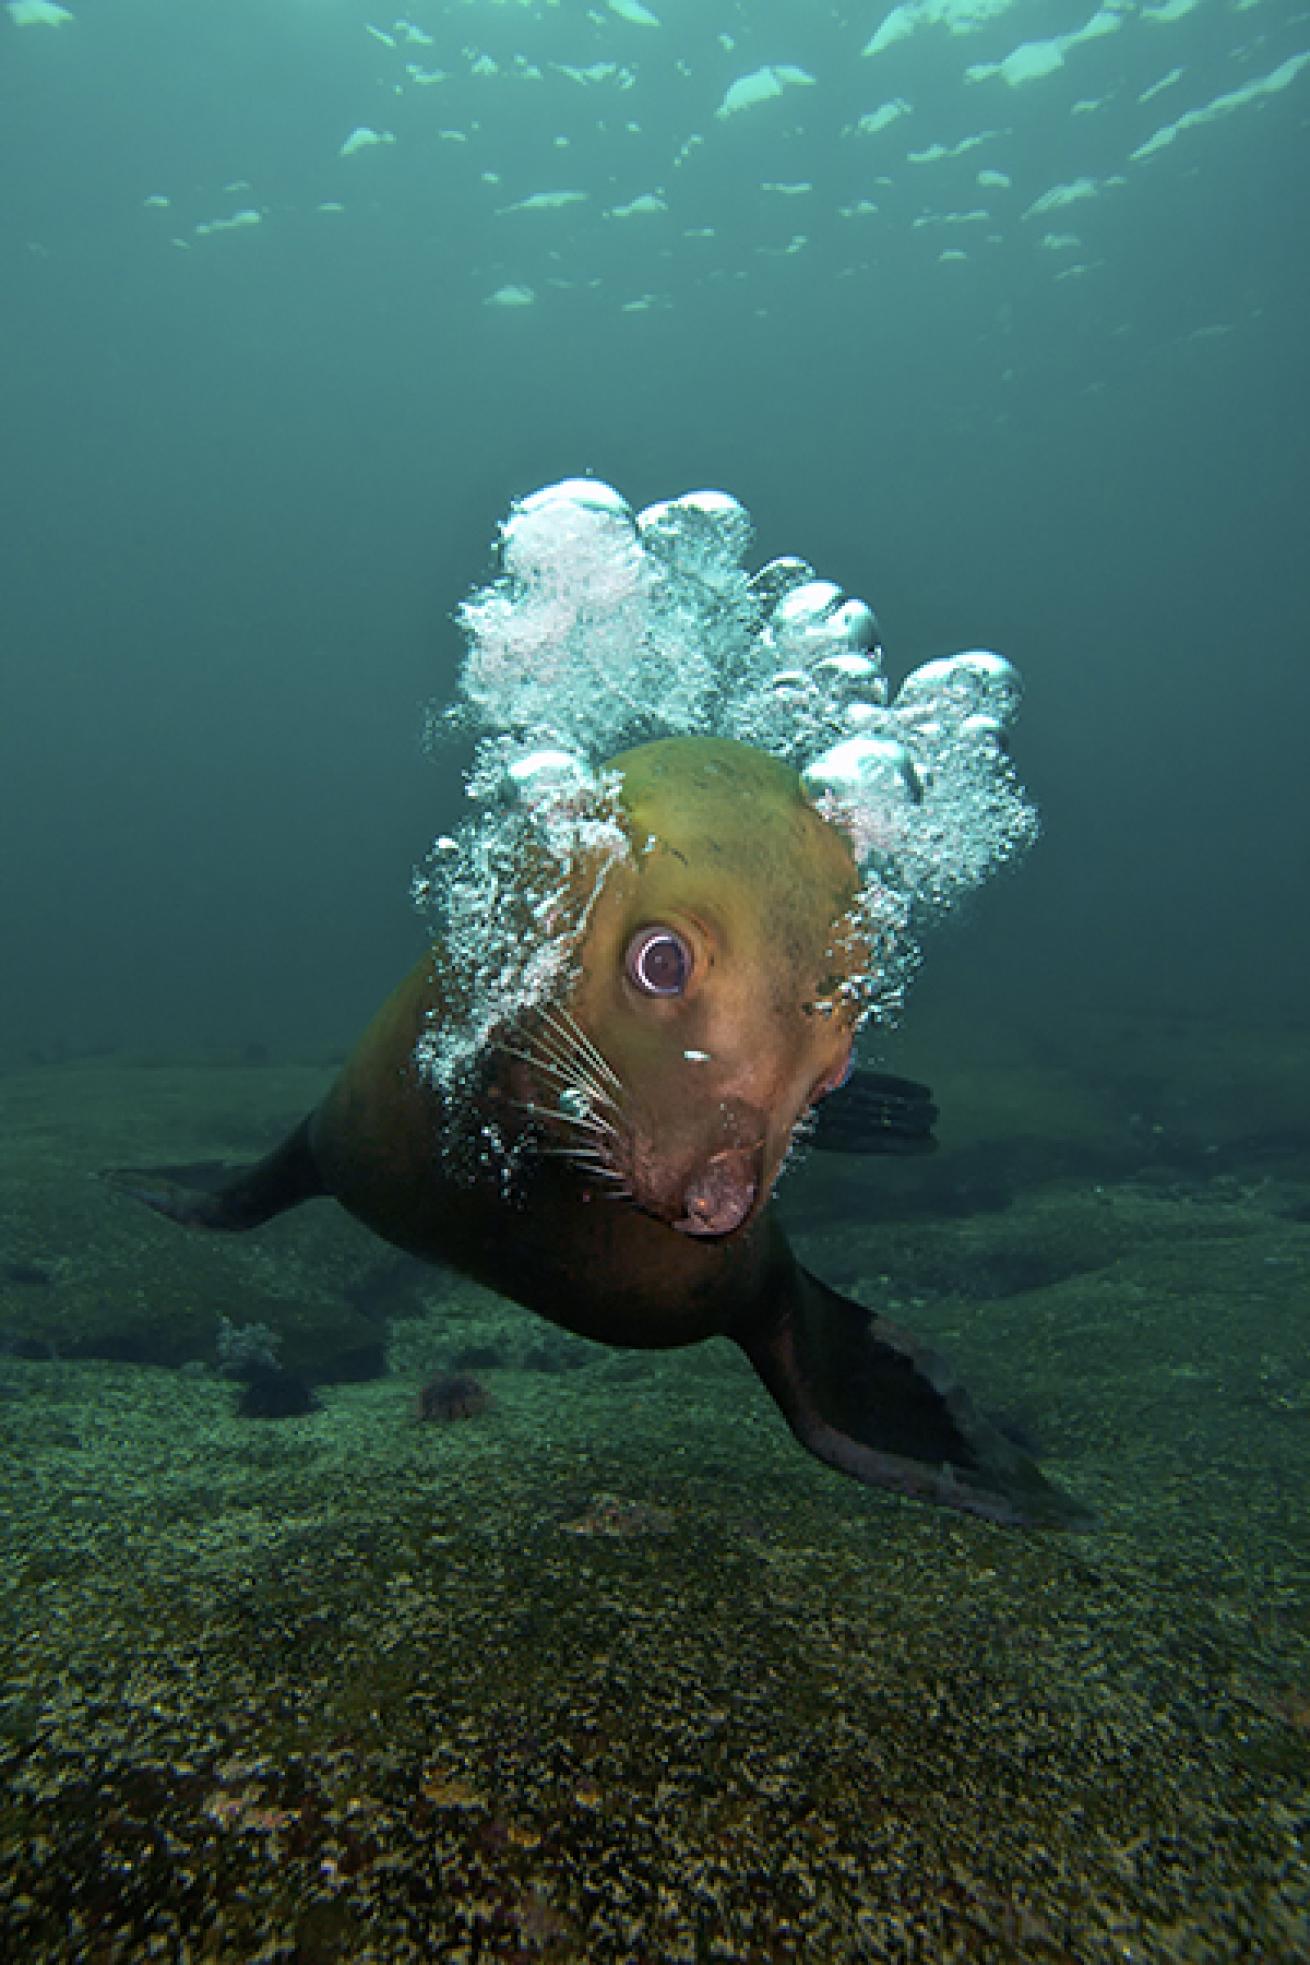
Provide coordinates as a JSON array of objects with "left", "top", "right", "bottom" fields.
[{"left": 0, "top": 1058, "right": 392, "bottom": 1381}]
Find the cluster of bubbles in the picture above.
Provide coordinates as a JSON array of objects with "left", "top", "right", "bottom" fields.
[
  {"left": 416, "top": 476, "right": 1037, "bottom": 1137},
  {"left": 412, "top": 762, "right": 630, "bottom": 1171},
  {"left": 452, "top": 477, "right": 1036, "bottom": 903}
]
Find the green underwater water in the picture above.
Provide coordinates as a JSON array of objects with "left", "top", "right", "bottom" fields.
[
  {"left": 5, "top": 0, "right": 1309, "bottom": 1952},
  {"left": 1, "top": 1006, "right": 1307, "bottom": 1961}
]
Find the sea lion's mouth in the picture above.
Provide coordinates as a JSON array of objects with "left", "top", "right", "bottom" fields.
[{"left": 670, "top": 1146, "right": 760, "bottom": 1239}]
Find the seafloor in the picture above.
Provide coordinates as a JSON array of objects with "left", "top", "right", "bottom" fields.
[{"left": 1, "top": 1006, "right": 1307, "bottom": 1963}]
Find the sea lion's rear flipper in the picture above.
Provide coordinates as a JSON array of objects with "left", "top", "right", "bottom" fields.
[
  {"left": 737, "top": 1266, "right": 1091, "bottom": 1529},
  {"left": 103, "top": 1118, "right": 324, "bottom": 1233},
  {"left": 810, "top": 1070, "right": 938, "bottom": 1156}
]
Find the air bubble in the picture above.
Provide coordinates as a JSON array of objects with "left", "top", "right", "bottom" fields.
[{"left": 895, "top": 649, "right": 1022, "bottom": 728}]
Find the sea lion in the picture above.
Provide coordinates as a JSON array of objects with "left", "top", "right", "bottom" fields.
[{"left": 110, "top": 730, "right": 1087, "bottom": 1529}]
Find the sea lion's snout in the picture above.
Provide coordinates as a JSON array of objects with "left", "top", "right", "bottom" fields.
[
  {"left": 672, "top": 1146, "right": 760, "bottom": 1238},
  {"left": 624, "top": 1092, "right": 769, "bottom": 1239}
]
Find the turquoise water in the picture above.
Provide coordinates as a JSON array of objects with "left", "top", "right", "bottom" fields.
[{"left": 2, "top": 3, "right": 1308, "bottom": 1957}]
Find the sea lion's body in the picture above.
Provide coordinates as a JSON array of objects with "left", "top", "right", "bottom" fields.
[{"left": 112, "top": 736, "right": 1088, "bottom": 1529}]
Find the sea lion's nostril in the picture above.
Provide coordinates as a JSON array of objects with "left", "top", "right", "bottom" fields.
[{"left": 673, "top": 1148, "right": 759, "bottom": 1238}]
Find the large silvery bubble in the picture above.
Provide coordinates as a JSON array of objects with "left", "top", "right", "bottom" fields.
[
  {"left": 500, "top": 477, "right": 639, "bottom": 588},
  {"left": 747, "top": 555, "right": 816, "bottom": 617},
  {"left": 894, "top": 650, "right": 1023, "bottom": 730},
  {"left": 761, "top": 581, "right": 884, "bottom": 681},
  {"left": 517, "top": 477, "right": 633, "bottom": 523},
  {"left": 802, "top": 736, "right": 922, "bottom": 808},
  {"left": 636, "top": 489, "right": 753, "bottom": 590},
  {"left": 773, "top": 577, "right": 845, "bottom": 629},
  {"left": 812, "top": 651, "right": 883, "bottom": 691},
  {"left": 828, "top": 597, "right": 883, "bottom": 656}
]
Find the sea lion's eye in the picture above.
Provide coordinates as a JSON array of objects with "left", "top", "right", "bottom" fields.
[{"left": 625, "top": 925, "right": 692, "bottom": 998}]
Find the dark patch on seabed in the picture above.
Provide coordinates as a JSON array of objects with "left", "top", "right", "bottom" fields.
[{"left": 1, "top": 1008, "right": 1307, "bottom": 1962}]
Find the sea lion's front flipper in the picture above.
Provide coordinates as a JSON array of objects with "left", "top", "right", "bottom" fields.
[
  {"left": 737, "top": 1266, "right": 1091, "bottom": 1529},
  {"left": 810, "top": 1070, "right": 938, "bottom": 1155},
  {"left": 104, "top": 1118, "right": 324, "bottom": 1233}
]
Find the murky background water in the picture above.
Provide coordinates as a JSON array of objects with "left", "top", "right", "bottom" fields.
[{"left": 2, "top": 4, "right": 1308, "bottom": 1957}]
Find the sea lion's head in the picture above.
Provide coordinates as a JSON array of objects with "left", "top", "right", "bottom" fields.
[
  {"left": 522, "top": 735, "right": 868, "bottom": 1239},
  {"left": 422, "top": 479, "right": 1037, "bottom": 1206}
]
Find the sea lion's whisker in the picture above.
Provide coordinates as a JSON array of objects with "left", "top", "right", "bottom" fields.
[
  {"left": 503, "top": 1041, "right": 594, "bottom": 1095},
  {"left": 540, "top": 1004, "right": 624, "bottom": 1096},
  {"left": 511, "top": 1100, "right": 616, "bottom": 1144},
  {"left": 517, "top": 1019, "right": 622, "bottom": 1110},
  {"left": 553, "top": 1006, "right": 616, "bottom": 1084},
  {"left": 510, "top": 1099, "right": 565, "bottom": 1126},
  {"left": 551, "top": 1005, "right": 624, "bottom": 1093},
  {"left": 538, "top": 1147, "right": 627, "bottom": 1189},
  {"left": 553, "top": 1136, "right": 613, "bottom": 1161},
  {"left": 510, "top": 1099, "right": 618, "bottom": 1144},
  {"left": 505, "top": 1028, "right": 581, "bottom": 1081},
  {"left": 561, "top": 1113, "right": 620, "bottom": 1142},
  {"left": 502, "top": 1055, "right": 590, "bottom": 1106},
  {"left": 502, "top": 1040, "right": 621, "bottom": 1123},
  {"left": 557, "top": 1142, "right": 626, "bottom": 1178},
  {"left": 533, "top": 1006, "right": 586, "bottom": 1060},
  {"left": 573, "top": 1161, "right": 630, "bottom": 1191},
  {"left": 526, "top": 1045, "right": 620, "bottom": 1123},
  {"left": 519, "top": 1018, "right": 576, "bottom": 1068},
  {"left": 543, "top": 1052, "right": 620, "bottom": 1117},
  {"left": 508, "top": 1061, "right": 620, "bottom": 1135},
  {"left": 500, "top": 1041, "right": 569, "bottom": 1079}
]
